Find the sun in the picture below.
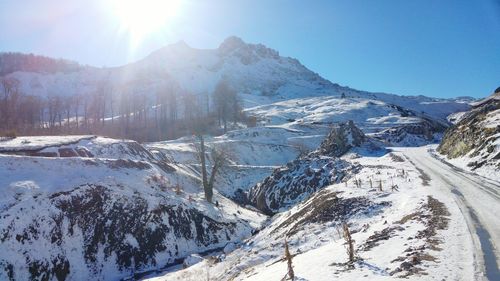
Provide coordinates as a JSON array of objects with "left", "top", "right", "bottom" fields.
[{"left": 111, "top": 0, "right": 181, "bottom": 46}]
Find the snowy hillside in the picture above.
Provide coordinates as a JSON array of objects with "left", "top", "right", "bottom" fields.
[
  {"left": 134, "top": 116, "right": 494, "bottom": 281},
  {"left": 248, "top": 121, "right": 384, "bottom": 215},
  {"left": 0, "top": 136, "right": 266, "bottom": 280},
  {"left": 0, "top": 114, "right": 493, "bottom": 280},
  {"left": 145, "top": 139, "right": 477, "bottom": 281},
  {"left": 245, "top": 95, "right": 449, "bottom": 147},
  {"left": 438, "top": 91, "right": 500, "bottom": 180}
]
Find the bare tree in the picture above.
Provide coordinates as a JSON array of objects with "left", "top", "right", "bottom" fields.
[
  {"left": 154, "top": 88, "right": 161, "bottom": 137},
  {"left": 83, "top": 94, "right": 90, "bottom": 131},
  {"left": 119, "top": 87, "right": 131, "bottom": 135},
  {"left": 194, "top": 131, "right": 227, "bottom": 203},
  {"left": 109, "top": 87, "right": 115, "bottom": 125},
  {"left": 213, "top": 80, "right": 238, "bottom": 133},
  {"left": 342, "top": 223, "right": 355, "bottom": 267},
  {"left": 73, "top": 94, "right": 80, "bottom": 130},
  {"left": 284, "top": 239, "right": 295, "bottom": 280},
  {"left": 167, "top": 88, "right": 177, "bottom": 122},
  {"left": 63, "top": 96, "right": 72, "bottom": 130},
  {"left": 1, "top": 77, "right": 21, "bottom": 130}
]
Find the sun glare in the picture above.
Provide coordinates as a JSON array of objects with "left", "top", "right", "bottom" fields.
[{"left": 111, "top": 0, "right": 181, "bottom": 46}]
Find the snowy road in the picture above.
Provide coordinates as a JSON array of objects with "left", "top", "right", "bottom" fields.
[{"left": 397, "top": 146, "right": 500, "bottom": 281}]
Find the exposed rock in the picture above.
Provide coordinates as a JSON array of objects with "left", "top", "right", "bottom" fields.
[
  {"left": 58, "top": 148, "right": 78, "bottom": 157},
  {"left": 218, "top": 36, "right": 280, "bottom": 65},
  {"left": 248, "top": 121, "right": 377, "bottom": 215},
  {"left": 361, "top": 226, "right": 405, "bottom": 251},
  {"left": 390, "top": 196, "right": 450, "bottom": 277},
  {"left": 314, "top": 120, "right": 366, "bottom": 157},
  {"left": 372, "top": 118, "right": 447, "bottom": 147},
  {"left": 248, "top": 157, "right": 356, "bottom": 215},
  {"left": 0, "top": 184, "right": 247, "bottom": 280},
  {"left": 438, "top": 91, "right": 499, "bottom": 171}
]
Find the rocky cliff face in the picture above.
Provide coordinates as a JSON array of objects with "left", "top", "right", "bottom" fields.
[
  {"left": 438, "top": 91, "right": 499, "bottom": 174},
  {"left": 372, "top": 118, "right": 448, "bottom": 146},
  {"left": 248, "top": 121, "right": 383, "bottom": 215},
  {"left": 1, "top": 184, "right": 245, "bottom": 281},
  {"left": 248, "top": 157, "right": 357, "bottom": 215}
]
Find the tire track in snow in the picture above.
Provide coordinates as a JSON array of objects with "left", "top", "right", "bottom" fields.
[{"left": 398, "top": 147, "right": 500, "bottom": 281}]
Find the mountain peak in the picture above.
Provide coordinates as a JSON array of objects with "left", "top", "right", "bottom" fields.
[
  {"left": 217, "top": 36, "right": 281, "bottom": 64},
  {"left": 167, "top": 40, "right": 191, "bottom": 49},
  {"left": 218, "top": 36, "right": 247, "bottom": 53}
]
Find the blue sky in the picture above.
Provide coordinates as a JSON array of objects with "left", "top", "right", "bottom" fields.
[{"left": 0, "top": 0, "right": 499, "bottom": 98}]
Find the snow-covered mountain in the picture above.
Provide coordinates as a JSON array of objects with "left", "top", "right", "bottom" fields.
[
  {"left": 1, "top": 36, "right": 333, "bottom": 106},
  {"left": 0, "top": 36, "right": 488, "bottom": 281},
  {"left": 2, "top": 36, "right": 470, "bottom": 120}
]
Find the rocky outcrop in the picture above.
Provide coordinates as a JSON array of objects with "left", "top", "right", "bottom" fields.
[
  {"left": 438, "top": 91, "right": 499, "bottom": 171},
  {"left": 218, "top": 36, "right": 280, "bottom": 64},
  {"left": 314, "top": 120, "right": 366, "bottom": 157},
  {"left": 373, "top": 118, "right": 447, "bottom": 146},
  {"left": 248, "top": 157, "right": 357, "bottom": 215},
  {"left": 0, "top": 184, "right": 247, "bottom": 280},
  {"left": 248, "top": 121, "right": 377, "bottom": 215}
]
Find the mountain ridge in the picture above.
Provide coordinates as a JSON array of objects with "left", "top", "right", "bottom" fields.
[{"left": 1, "top": 37, "right": 475, "bottom": 107}]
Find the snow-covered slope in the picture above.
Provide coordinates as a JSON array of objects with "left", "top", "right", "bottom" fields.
[
  {"left": 438, "top": 91, "right": 500, "bottom": 179},
  {"left": 0, "top": 136, "right": 266, "bottom": 280},
  {"left": 248, "top": 121, "right": 385, "bottom": 215},
  {"left": 0, "top": 105, "right": 481, "bottom": 281},
  {"left": 245, "top": 95, "right": 449, "bottom": 146},
  {"left": 146, "top": 145, "right": 475, "bottom": 281},
  {"left": 138, "top": 115, "right": 482, "bottom": 281},
  {"left": 145, "top": 93, "right": 456, "bottom": 207},
  {"left": 146, "top": 128, "right": 303, "bottom": 201}
]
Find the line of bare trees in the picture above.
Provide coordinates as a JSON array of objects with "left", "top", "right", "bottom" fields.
[{"left": 0, "top": 77, "right": 247, "bottom": 141}]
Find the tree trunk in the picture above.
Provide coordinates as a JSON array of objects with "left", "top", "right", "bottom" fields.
[
  {"left": 198, "top": 135, "right": 212, "bottom": 203},
  {"left": 285, "top": 239, "right": 295, "bottom": 280}
]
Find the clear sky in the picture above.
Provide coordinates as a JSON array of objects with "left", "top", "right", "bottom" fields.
[{"left": 0, "top": 0, "right": 499, "bottom": 98}]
